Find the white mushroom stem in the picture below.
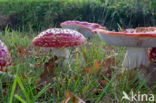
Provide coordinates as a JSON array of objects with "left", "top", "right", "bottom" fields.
[
  {"left": 52, "top": 48, "right": 70, "bottom": 58},
  {"left": 122, "top": 47, "right": 149, "bottom": 69},
  {"left": 52, "top": 48, "right": 71, "bottom": 69}
]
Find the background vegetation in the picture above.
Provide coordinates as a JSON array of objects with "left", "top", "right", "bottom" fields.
[{"left": 0, "top": 0, "right": 155, "bottom": 31}]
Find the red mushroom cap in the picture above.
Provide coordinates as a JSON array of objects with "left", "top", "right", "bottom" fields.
[
  {"left": 60, "top": 20, "right": 106, "bottom": 30},
  {"left": 96, "top": 27, "right": 156, "bottom": 47},
  {"left": 32, "top": 28, "right": 87, "bottom": 48},
  {"left": 0, "top": 40, "right": 11, "bottom": 72},
  {"left": 60, "top": 20, "right": 106, "bottom": 37},
  {"left": 97, "top": 27, "right": 156, "bottom": 37}
]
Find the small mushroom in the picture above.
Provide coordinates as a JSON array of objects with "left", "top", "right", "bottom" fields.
[
  {"left": 0, "top": 40, "right": 13, "bottom": 81},
  {"left": 32, "top": 28, "right": 87, "bottom": 63},
  {"left": 60, "top": 20, "right": 106, "bottom": 38},
  {"left": 0, "top": 40, "right": 11, "bottom": 73},
  {"left": 96, "top": 27, "right": 156, "bottom": 69},
  {"left": 32, "top": 28, "right": 87, "bottom": 84}
]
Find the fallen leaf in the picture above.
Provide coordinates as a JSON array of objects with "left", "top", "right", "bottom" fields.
[
  {"left": 83, "top": 59, "right": 102, "bottom": 75},
  {"left": 83, "top": 68, "right": 92, "bottom": 74},
  {"left": 72, "top": 96, "right": 86, "bottom": 103},
  {"left": 17, "top": 46, "right": 27, "bottom": 56},
  {"left": 93, "top": 59, "right": 101, "bottom": 73},
  {"left": 99, "top": 55, "right": 117, "bottom": 79},
  {"left": 64, "top": 90, "right": 73, "bottom": 99},
  {"left": 98, "top": 80, "right": 108, "bottom": 88},
  {"left": 61, "top": 98, "right": 70, "bottom": 103},
  {"left": 61, "top": 91, "right": 73, "bottom": 103},
  {"left": 37, "top": 56, "right": 58, "bottom": 85},
  {"left": 61, "top": 91, "right": 86, "bottom": 103},
  {"left": 103, "top": 55, "right": 116, "bottom": 69}
]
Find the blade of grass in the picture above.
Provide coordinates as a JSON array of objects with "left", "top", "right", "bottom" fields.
[
  {"left": 117, "top": 23, "right": 122, "bottom": 31},
  {"left": 9, "top": 76, "right": 17, "bottom": 103},
  {"left": 14, "top": 95, "right": 26, "bottom": 103},
  {"left": 16, "top": 76, "right": 31, "bottom": 103},
  {"left": 95, "top": 74, "right": 116, "bottom": 103},
  {"left": 33, "top": 83, "right": 51, "bottom": 102}
]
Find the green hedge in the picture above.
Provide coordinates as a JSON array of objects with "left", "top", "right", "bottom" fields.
[{"left": 0, "top": 0, "right": 155, "bottom": 31}]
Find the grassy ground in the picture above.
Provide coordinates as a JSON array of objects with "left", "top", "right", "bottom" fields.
[
  {"left": 0, "top": 29, "right": 155, "bottom": 103},
  {"left": 0, "top": 0, "right": 155, "bottom": 103}
]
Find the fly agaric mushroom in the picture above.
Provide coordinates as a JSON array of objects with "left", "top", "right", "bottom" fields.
[
  {"left": 32, "top": 28, "right": 87, "bottom": 84},
  {"left": 95, "top": 27, "right": 156, "bottom": 69},
  {"left": 60, "top": 20, "right": 106, "bottom": 38},
  {"left": 0, "top": 40, "right": 11, "bottom": 73},
  {"left": 32, "top": 28, "right": 87, "bottom": 59}
]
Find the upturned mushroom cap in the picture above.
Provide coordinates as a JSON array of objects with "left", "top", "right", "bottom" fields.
[
  {"left": 0, "top": 40, "right": 11, "bottom": 72},
  {"left": 32, "top": 28, "right": 87, "bottom": 48},
  {"left": 96, "top": 27, "right": 156, "bottom": 47},
  {"left": 60, "top": 20, "right": 106, "bottom": 38}
]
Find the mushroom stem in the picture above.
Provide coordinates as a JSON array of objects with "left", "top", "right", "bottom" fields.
[
  {"left": 122, "top": 47, "right": 149, "bottom": 69},
  {"left": 52, "top": 48, "right": 71, "bottom": 69},
  {"left": 52, "top": 48, "right": 70, "bottom": 58}
]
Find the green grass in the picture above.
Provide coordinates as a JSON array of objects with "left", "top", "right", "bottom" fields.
[
  {"left": 0, "top": 0, "right": 155, "bottom": 31},
  {"left": 0, "top": 0, "right": 52, "bottom": 2},
  {"left": 0, "top": 29, "right": 155, "bottom": 103}
]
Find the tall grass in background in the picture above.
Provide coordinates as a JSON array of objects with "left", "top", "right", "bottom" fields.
[{"left": 0, "top": 0, "right": 155, "bottom": 32}]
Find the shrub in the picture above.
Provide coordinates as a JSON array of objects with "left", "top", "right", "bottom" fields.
[{"left": 0, "top": 0, "right": 155, "bottom": 31}]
